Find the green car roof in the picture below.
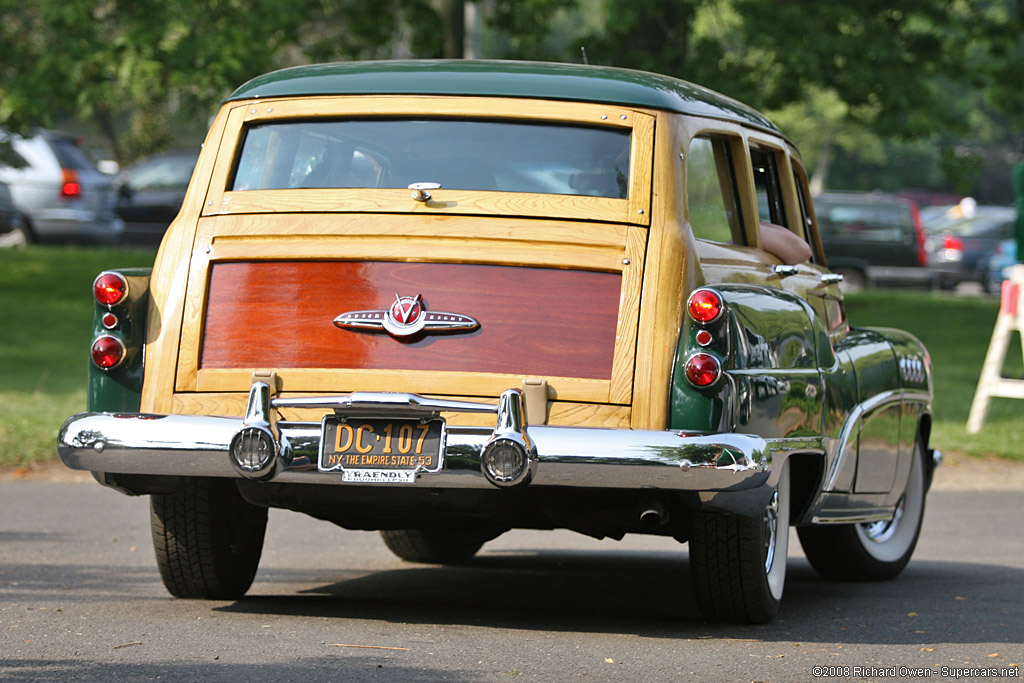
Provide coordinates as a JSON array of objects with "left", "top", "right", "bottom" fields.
[{"left": 227, "top": 60, "right": 782, "bottom": 135}]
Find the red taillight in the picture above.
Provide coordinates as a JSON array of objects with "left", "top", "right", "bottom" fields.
[
  {"left": 687, "top": 289, "right": 723, "bottom": 323},
  {"left": 685, "top": 353, "right": 721, "bottom": 387},
  {"left": 91, "top": 336, "right": 126, "bottom": 369},
  {"left": 60, "top": 168, "right": 81, "bottom": 198},
  {"left": 942, "top": 234, "right": 964, "bottom": 252},
  {"left": 94, "top": 272, "right": 128, "bottom": 307}
]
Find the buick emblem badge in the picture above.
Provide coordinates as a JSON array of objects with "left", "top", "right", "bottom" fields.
[{"left": 334, "top": 294, "right": 479, "bottom": 338}]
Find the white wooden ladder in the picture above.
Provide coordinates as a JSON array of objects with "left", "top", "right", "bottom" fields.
[{"left": 967, "top": 264, "right": 1024, "bottom": 433}]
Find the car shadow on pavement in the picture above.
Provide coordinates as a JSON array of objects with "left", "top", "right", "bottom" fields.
[{"left": 217, "top": 552, "right": 1024, "bottom": 645}]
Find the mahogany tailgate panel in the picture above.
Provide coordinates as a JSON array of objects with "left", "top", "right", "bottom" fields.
[{"left": 201, "top": 261, "right": 621, "bottom": 380}]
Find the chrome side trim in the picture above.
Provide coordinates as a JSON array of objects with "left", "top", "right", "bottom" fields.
[{"left": 822, "top": 389, "right": 931, "bottom": 492}]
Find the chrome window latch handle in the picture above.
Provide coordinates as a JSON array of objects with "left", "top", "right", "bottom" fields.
[
  {"left": 820, "top": 273, "right": 844, "bottom": 285},
  {"left": 409, "top": 182, "right": 442, "bottom": 202},
  {"left": 772, "top": 264, "right": 800, "bottom": 278}
]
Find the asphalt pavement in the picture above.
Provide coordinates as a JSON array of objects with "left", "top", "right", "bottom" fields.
[{"left": 1, "top": 475, "right": 1022, "bottom": 682}]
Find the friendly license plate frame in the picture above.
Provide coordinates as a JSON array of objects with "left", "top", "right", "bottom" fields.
[{"left": 318, "top": 416, "right": 445, "bottom": 483}]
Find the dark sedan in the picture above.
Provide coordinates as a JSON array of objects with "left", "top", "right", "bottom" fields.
[{"left": 115, "top": 150, "right": 198, "bottom": 245}]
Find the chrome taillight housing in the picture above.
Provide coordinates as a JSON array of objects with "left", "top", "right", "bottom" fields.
[
  {"left": 684, "top": 352, "right": 721, "bottom": 387},
  {"left": 687, "top": 288, "right": 724, "bottom": 324},
  {"left": 93, "top": 272, "right": 129, "bottom": 307},
  {"left": 91, "top": 335, "right": 127, "bottom": 369}
]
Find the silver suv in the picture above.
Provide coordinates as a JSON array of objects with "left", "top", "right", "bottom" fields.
[{"left": 0, "top": 130, "right": 123, "bottom": 244}]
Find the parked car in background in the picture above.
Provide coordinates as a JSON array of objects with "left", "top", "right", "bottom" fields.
[
  {"left": 58, "top": 60, "right": 937, "bottom": 624},
  {"left": 115, "top": 150, "right": 199, "bottom": 245},
  {"left": 985, "top": 239, "right": 1018, "bottom": 291},
  {"left": 923, "top": 204, "right": 1014, "bottom": 292},
  {"left": 0, "top": 179, "right": 28, "bottom": 248},
  {"left": 0, "top": 130, "right": 122, "bottom": 244},
  {"left": 815, "top": 191, "right": 932, "bottom": 291}
]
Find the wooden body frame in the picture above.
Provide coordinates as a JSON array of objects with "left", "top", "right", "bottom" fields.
[{"left": 140, "top": 94, "right": 828, "bottom": 432}]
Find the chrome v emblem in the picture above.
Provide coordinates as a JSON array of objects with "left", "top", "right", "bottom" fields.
[{"left": 333, "top": 293, "right": 479, "bottom": 338}]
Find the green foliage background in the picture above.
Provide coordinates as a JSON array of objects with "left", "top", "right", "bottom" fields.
[{"left": 2, "top": 0, "right": 1023, "bottom": 199}]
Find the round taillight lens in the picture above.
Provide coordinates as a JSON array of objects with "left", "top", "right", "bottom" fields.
[
  {"left": 687, "top": 289, "right": 723, "bottom": 323},
  {"left": 60, "top": 168, "right": 82, "bottom": 198},
  {"left": 685, "top": 353, "right": 721, "bottom": 387},
  {"left": 94, "top": 272, "right": 128, "bottom": 307},
  {"left": 91, "top": 336, "right": 126, "bottom": 369}
]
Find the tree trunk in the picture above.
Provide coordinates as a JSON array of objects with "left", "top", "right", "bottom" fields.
[{"left": 431, "top": 0, "right": 465, "bottom": 58}]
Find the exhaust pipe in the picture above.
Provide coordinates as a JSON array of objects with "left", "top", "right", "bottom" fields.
[{"left": 639, "top": 496, "right": 670, "bottom": 527}]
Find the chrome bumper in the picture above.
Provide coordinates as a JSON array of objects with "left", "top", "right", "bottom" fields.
[{"left": 58, "top": 387, "right": 771, "bottom": 492}]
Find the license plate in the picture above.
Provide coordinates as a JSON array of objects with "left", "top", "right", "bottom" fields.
[{"left": 318, "top": 417, "right": 444, "bottom": 482}]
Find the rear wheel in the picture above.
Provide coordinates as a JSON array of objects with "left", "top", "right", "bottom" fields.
[
  {"left": 798, "top": 441, "right": 926, "bottom": 581},
  {"left": 150, "top": 478, "right": 267, "bottom": 599},
  {"left": 689, "top": 460, "right": 790, "bottom": 623},
  {"left": 380, "top": 528, "right": 488, "bottom": 564}
]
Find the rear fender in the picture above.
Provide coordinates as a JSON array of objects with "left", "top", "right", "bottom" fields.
[{"left": 88, "top": 268, "right": 151, "bottom": 412}]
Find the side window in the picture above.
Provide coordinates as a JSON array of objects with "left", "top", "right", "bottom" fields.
[
  {"left": 752, "top": 145, "right": 812, "bottom": 265},
  {"left": 750, "top": 146, "right": 786, "bottom": 227},
  {"left": 687, "top": 136, "right": 745, "bottom": 244},
  {"left": 792, "top": 164, "right": 820, "bottom": 264}
]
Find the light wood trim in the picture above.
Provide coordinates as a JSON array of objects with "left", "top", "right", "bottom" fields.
[
  {"left": 790, "top": 158, "right": 828, "bottom": 264},
  {"left": 203, "top": 97, "right": 653, "bottom": 227},
  {"left": 241, "top": 96, "right": 642, "bottom": 127},
  {"left": 210, "top": 188, "right": 635, "bottom": 224},
  {"left": 730, "top": 135, "right": 760, "bottom": 247},
  {"left": 627, "top": 112, "right": 655, "bottom": 221},
  {"left": 206, "top": 236, "right": 625, "bottom": 272},
  {"left": 142, "top": 107, "right": 233, "bottom": 414},
  {"left": 172, "top": 392, "right": 632, "bottom": 429},
  {"left": 198, "top": 212, "right": 630, "bottom": 248},
  {"left": 776, "top": 152, "right": 804, "bottom": 234},
  {"left": 193, "top": 369, "right": 612, "bottom": 404},
  {"left": 201, "top": 104, "right": 247, "bottom": 217},
  {"left": 173, "top": 233, "right": 209, "bottom": 393},
  {"left": 609, "top": 226, "right": 647, "bottom": 404},
  {"left": 631, "top": 113, "right": 689, "bottom": 429}
]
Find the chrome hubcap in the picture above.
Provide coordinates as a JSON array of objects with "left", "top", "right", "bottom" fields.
[{"left": 861, "top": 494, "right": 905, "bottom": 544}]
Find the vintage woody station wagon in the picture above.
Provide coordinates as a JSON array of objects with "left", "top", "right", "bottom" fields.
[{"left": 58, "top": 61, "right": 938, "bottom": 623}]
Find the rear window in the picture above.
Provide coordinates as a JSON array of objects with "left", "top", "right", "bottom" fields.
[
  {"left": 46, "top": 136, "right": 98, "bottom": 171},
  {"left": 230, "top": 119, "right": 631, "bottom": 198}
]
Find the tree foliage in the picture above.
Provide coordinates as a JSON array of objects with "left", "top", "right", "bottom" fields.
[{"left": 2, "top": 0, "right": 1022, "bottom": 195}]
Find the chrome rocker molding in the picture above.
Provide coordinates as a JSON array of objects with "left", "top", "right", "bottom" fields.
[{"left": 58, "top": 386, "right": 771, "bottom": 492}]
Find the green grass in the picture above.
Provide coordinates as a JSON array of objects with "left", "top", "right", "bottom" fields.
[
  {"left": 845, "top": 290, "right": 1024, "bottom": 462},
  {"left": 1, "top": 247, "right": 1021, "bottom": 467},
  {"left": 0, "top": 245, "right": 156, "bottom": 467}
]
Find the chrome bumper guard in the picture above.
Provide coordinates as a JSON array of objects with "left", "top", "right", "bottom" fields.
[{"left": 58, "top": 385, "right": 771, "bottom": 491}]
